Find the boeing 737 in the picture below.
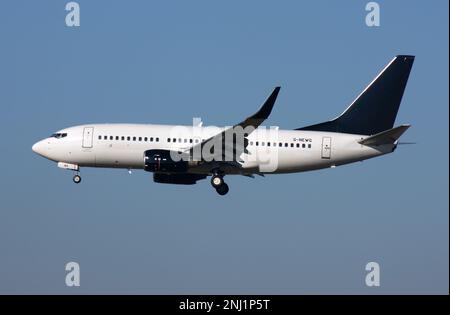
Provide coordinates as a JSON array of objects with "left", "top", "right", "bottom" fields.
[{"left": 32, "top": 55, "right": 415, "bottom": 195}]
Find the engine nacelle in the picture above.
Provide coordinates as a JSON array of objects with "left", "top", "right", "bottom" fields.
[
  {"left": 144, "top": 149, "right": 189, "bottom": 173},
  {"left": 153, "top": 173, "right": 206, "bottom": 185}
]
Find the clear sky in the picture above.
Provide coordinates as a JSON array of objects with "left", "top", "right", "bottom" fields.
[{"left": 0, "top": 0, "right": 448, "bottom": 294}]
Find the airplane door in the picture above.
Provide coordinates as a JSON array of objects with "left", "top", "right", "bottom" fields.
[
  {"left": 82, "top": 127, "right": 94, "bottom": 148},
  {"left": 321, "top": 136, "right": 331, "bottom": 159}
]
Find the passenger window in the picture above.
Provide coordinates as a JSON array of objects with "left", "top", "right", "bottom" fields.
[
  {"left": 250, "top": 141, "right": 253, "bottom": 145},
  {"left": 173, "top": 138, "right": 176, "bottom": 143},
  {"left": 261, "top": 142, "right": 265, "bottom": 146},
  {"left": 195, "top": 139, "right": 199, "bottom": 143},
  {"left": 121, "top": 136, "right": 125, "bottom": 141},
  {"left": 290, "top": 143, "right": 294, "bottom": 147},
  {"left": 284, "top": 143, "right": 288, "bottom": 147},
  {"left": 98, "top": 135, "right": 102, "bottom": 140},
  {"left": 150, "top": 137, "right": 153, "bottom": 142},
  {"left": 267, "top": 142, "right": 271, "bottom": 147},
  {"left": 167, "top": 138, "right": 171, "bottom": 142},
  {"left": 133, "top": 137, "right": 136, "bottom": 141},
  {"left": 116, "top": 136, "right": 119, "bottom": 140},
  {"left": 279, "top": 143, "right": 282, "bottom": 147},
  {"left": 144, "top": 137, "right": 148, "bottom": 141},
  {"left": 156, "top": 137, "right": 159, "bottom": 142},
  {"left": 103, "top": 136, "right": 107, "bottom": 140},
  {"left": 127, "top": 136, "right": 130, "bottom": 141},
  {"left": 308, "top": 144, "right": 312, "bottom": 148},
  {"left": 256, "top": 141, "right": 259, "bottom": 146},
  {"left": 302, "top": 144, "right": 306, "bottom": 148},
  {"left": 190, "top": 139, "right": 193, "bottom": 143},
  {"left": 296, "top": 143, "right": 300, "bottom": 148},
  {"left": 139, "top": 137, "right": 142, "bottom": 141}
]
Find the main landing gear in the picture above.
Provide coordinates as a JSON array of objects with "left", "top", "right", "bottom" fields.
[
  {"left": 211, "top": 173, "right": 229, "bottom": 196},
  {"left": 73, "top": 173, "right": 81, "bottom": 184}
]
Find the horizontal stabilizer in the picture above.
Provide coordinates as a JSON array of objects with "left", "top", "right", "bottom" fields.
[{"left": 358, "top": 125, "right": 411, "bottom": 146}]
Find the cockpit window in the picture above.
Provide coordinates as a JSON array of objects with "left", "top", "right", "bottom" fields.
[{"left": 51, "top": 133, "right": 67, "bottom": 139}]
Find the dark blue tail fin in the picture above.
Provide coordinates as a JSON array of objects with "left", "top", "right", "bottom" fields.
[{"left": 297, "top": 55, "right": 415, "bottom": 135}]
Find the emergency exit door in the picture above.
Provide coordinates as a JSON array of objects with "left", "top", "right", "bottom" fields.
[
  {"left": 321, "top": 136, "right": 331, "bottom": 159},
  {"left": 82, "top": 127, "right": 94, "bottom": 148}
]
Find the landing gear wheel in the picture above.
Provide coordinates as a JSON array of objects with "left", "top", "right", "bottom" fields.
[
  {"left": 73, "top": 174, "right": 81, "bottom": 184},
  {"left": 216, "top": 183, "right": 229, "bottom": 196},
  {"left": 211, "top": 175, "right": 224, "bottom": 188}
]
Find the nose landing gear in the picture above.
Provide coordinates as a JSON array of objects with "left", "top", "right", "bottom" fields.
[{"left": 211, "top": 173, "right": 229, "bottom": 195}]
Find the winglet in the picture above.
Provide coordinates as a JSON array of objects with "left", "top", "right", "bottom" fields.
[
  {"left": 252, "top": 86, "right": 281, "bottom": 120},
  {"left": 358, "top": 124, "right": 411, "bottom": 146}
]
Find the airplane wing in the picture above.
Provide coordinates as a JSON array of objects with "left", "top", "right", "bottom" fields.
[{"left": 187, "top": 87, "right": 280, "bottom": 172}]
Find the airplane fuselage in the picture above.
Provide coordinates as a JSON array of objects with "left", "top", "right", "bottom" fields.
[{"left": 32, "top": 124, "right": 394, "bottom": 175}]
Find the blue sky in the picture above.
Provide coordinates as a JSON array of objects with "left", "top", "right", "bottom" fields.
[{"left": 0, "top": 0, "right": 448, "bottom": 294}]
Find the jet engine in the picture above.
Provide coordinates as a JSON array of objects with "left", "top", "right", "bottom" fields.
[{"left": 144, "top": 149, "right": 190, "bottom": 173}]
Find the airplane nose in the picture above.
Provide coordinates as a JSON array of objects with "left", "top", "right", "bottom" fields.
[{"left": 32, "top": 140, "right": 44, "bottom": 155}]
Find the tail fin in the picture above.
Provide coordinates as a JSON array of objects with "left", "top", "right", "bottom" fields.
[
  {"left": 297, "top": 55, "right": 415, "bottom": 135},
  {"left": 358, "top": 124, "right": 410, "bottom": 146}
]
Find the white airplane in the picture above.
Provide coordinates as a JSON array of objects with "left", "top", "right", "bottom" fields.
[{"left": 32, "top": 55, "right": 415, "bottom": 195}]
